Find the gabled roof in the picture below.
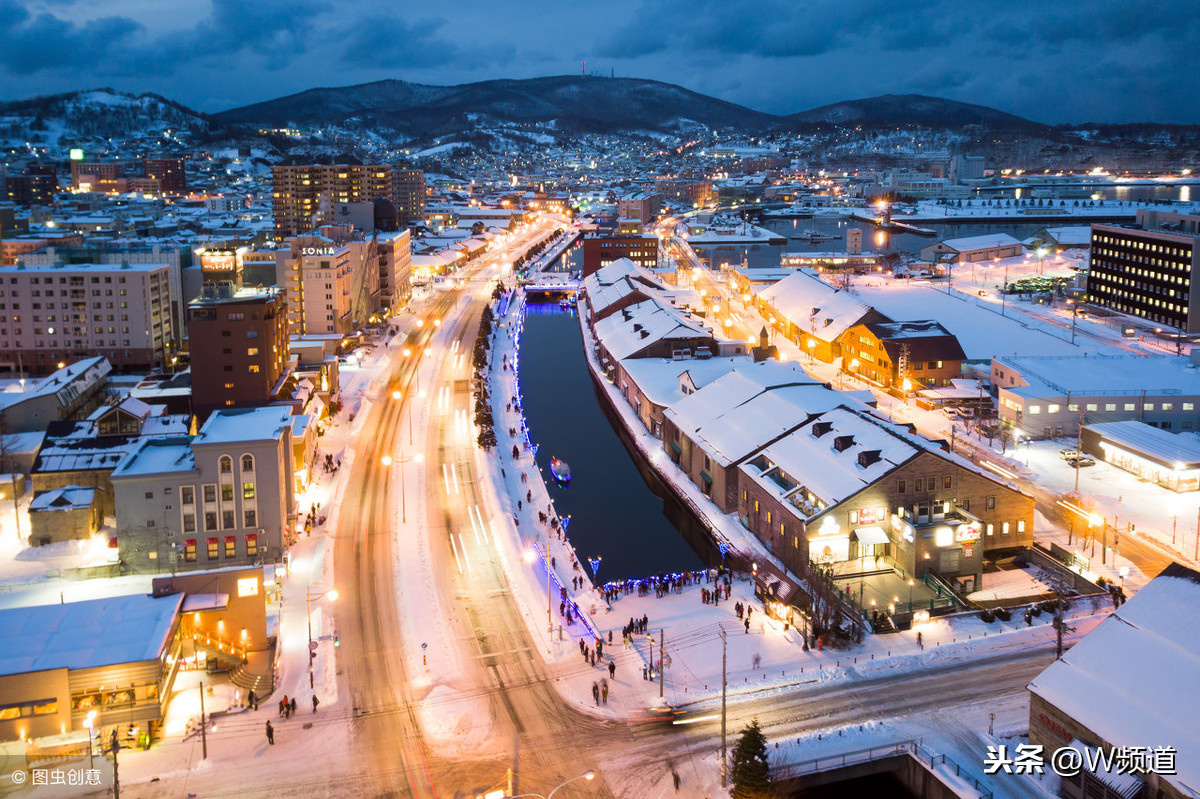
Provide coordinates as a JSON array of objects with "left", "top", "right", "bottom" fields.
[
  {"left": 934, "top": 232, "right": 1022, "bottom": 252},
  {"left": 757, "top": 271, "right": 884, "bottom": 341},
  {"left": 594, "top": 298, "right": 713, "bottom": 361},
  {"left": 664, "top": 369, "right": 835, "bottom": 467},
  {"left": 863, "top": 320, "right": 967, "bottom": 363},
  {"left": 1028, "top": 563, "right": 1200, "bottom": 794},
  {"left": 29, "top": 485, "right": 97, "bottom": 512}
]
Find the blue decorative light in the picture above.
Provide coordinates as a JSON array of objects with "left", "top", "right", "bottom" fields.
[
  {"left": 718, "top": 541, "right": 730, "bottom": 559},
  {"left": 588, "top": 556, "right": 602, "bottom": 577}
]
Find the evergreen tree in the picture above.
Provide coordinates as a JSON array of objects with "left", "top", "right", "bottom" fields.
[{"left": 730, "top": 719, "right": 771, "bottom": 798}]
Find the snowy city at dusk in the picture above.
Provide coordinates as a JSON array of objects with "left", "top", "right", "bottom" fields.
[{"left": 0, "top": 2, "right": 1199, "bottom": 797}]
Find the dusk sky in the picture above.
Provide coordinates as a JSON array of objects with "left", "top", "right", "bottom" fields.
[{"left": 2, "top": 0, "right": 1197, "bottom": 124}]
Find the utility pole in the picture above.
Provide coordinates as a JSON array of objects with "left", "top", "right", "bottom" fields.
[
  {"left": 109, "top": 731, "right": 121, "bottom": 799},
  {"left": 199, "top": 681, "right": 208, "bottom": 760},
  {"left": 1074, "top": 408, "right": 1084, "bottom": 492},
  {"left": 720, "top": 624, "right": 728, "bottom": 788},
  {"left": 659, "top": 629, "right": 664, "bottom": 699}
]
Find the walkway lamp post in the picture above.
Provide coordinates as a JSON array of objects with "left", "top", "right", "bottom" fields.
[{"left": 509, "top": 769, "right": 596, "bottom": 799}]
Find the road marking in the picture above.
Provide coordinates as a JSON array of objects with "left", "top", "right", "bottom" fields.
[
  {"left": 448, "top": 531, "right": 464, "bottom": 574},
  {"left": 469, "top": 505, "right": 486, "bottom": 545},
  {"left": 457, "top": 533, "right": 471, "bottom": 572}
]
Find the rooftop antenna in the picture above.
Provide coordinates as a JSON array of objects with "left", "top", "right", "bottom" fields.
[{"left": 581, "top": 60, "right": 586, "bottom": 77}]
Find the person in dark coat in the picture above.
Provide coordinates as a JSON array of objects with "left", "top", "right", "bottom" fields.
[
  {"left": 312, "top": 695, "right": 320, "bottom": 713},
  {"left": 290, "top": 697, "right": 297, "bottom": 715},
  {"left": 266, "top": 720, "right": 274, "bottom": 745}
]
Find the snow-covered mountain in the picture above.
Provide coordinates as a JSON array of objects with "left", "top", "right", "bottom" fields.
[{"left": 0, "top": 88, "right": 222, "bottom": 145}]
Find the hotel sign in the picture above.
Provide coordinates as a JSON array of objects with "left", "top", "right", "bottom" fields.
[
  {"left": 201, "top": 253, "right": 238, "bottom": 271},
  {"left": 300, "top": 246, "right": 337, "bottom": 256}
]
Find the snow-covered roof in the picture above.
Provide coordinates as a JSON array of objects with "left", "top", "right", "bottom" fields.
[
  {"left": 757, "top": 271, "right": 880, "bottom": 342},
  {"left": 194, "top": 406, "right": 294, "bottom": 446},
  {"left": 29, "top": 485, "right": 97, "bottom": 512},
  {"left": 750, "top": 406, "right": 920, "bottom": 514},
  {"left": 1038, "top": 226, "right": 1092, "bottom": 247},
  {"left": 934, "top": 233, "right": 1022, "bottom": 252},
  {"left": 618, "top": 357, "right": 810, "bottom": 411},
  {"left": 995, "top": 354, "right": 1200, "bottom": 398},
  {"left": 1085, "top": 420, "right": 1200, "bottom": 468},
  {"left": 1028, "top": 564, "right": 1200, "bottom": 794},
  {"left": 664, "top": 369, "right": 836, "bottom": 467},
  {"left": 0, "top": 593, "right": 184, "bottom": 676},
  {"left": 0, "top": 356, "right": 110, "bottom": 412},
  {"left": 111, "top": 438, "right": 195, "bottom": 478},
  {"left": 594, "top": 299, "right": 712, "bottom": 361}
]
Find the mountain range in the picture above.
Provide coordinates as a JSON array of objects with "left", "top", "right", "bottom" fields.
[{"left": 212, "top": 76, "right": 1046, "bottom": 135}]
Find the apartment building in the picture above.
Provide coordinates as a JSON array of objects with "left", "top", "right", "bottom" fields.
[
  {"left": 272, "top": 165, "right": 392, "bottom": 239},
  {"left": 392, "top": 168, "right": 426, "bottom": 226},
  {"left": 0, "top": 262, "right": 175, "bottom": 374}
]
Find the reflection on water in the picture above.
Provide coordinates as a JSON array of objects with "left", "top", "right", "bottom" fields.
[{"left": 519, "top": 247, "right": 704, "bottom": 581}]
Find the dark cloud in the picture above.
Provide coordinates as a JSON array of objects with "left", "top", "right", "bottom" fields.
[
  {"left": 0, "top": 0, "right": 141, "bottom": 74},
  {"left": 0, "top": 0, "right": 1196, "bottom": 123}
]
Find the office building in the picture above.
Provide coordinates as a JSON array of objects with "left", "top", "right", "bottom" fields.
[
  {"left": 188, "top": 285, "right": 289, "bottom": 418},
  {"left": 1089, "top": 209, "right": 1200, "bottom": 333},
  {"left": 582, "top": 234, "right": 660, "bottom": 277},
  {"left": 0, "top": 262, "right": 175, "bottom": 373},
  {"left": 271, "top": 165, "right": 392, "bottom": 239}
]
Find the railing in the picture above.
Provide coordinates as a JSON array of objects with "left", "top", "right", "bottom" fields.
[{"left": 773, "top": 739, "right": 993, "bottom": 799}]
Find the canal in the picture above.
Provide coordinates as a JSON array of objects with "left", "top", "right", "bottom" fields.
[{"left": 518, "top": 246, "right": 706, "bottom": 582}]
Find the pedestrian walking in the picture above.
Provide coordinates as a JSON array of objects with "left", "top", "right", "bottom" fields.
[
  {"left": 592, "top": 682, "right": 600, "bottom": 705},
  {"left": 744, "top": 618, "right": 750, "bottom": 634},
  {"left": 279, "top": 697, "right": 287, "bottom": 717},
  {"left": 248, "top": 689, "right": 256, "bottom": 711},
  {"left": 601, "top": 680, "right": 609, "bottom": 704},
  {"left": 312, "top": 695, "right": 320, "bottom": 713},
  {"left": 672, "top": 771, "right": 681, "bottom": 792},
  {"left": 290, "top": 697, "right": 297, "bottom": 716},
  {"left": 608, "top": 660, "right": 616, "bottom": 679},
  {"left": 266, "top": 720, "right": 274, "bottom": 745}
]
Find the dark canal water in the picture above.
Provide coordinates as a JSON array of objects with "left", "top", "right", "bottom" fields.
[{"left": 519, "top": 249, "right": 705, "bottom": 581}]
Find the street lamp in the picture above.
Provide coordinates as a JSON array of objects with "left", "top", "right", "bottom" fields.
[
  {"left": 509, "top": 769, "right": 596, "bottom": 799},
  {"left": 383, "top": 452, "right": 424, "bottom": 523},
  {"left": 908, "top": 579, "right": 914, "bottom": 612},
  {"left": 524, "top": 547, "right": 554, "bottom": 634},
  {"left": 83, "top": 710, "right": 97, "bottom": 769},
  {"left": 306, "top": 586, "right": 338, "bottom": 676}
]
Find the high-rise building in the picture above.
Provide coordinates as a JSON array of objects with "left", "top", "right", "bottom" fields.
[
  {"left": 1089, "top": 209, "right": 1200, "bottom": 333},
  {"left": 5, "top": 174, "right": 57, "bottom": 207},
  {"left": 143, "top": 158, "right": 187, "bottom": 194},
  {"left": 271, "top": 165, "right": 393, "bottom": 239},
  {"left": 391, "top": 168, "right": 426, "bottom": 226},
  {"left": 187, "top": 285, "right": 289, "bottom": 419},
  {"left": 0, "top": 262, "right": 175, "bottom": 373}
]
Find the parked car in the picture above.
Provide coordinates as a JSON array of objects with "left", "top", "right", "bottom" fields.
[
  {"left": 1059, "top": 448, "right": 1080, "bottom": 460},
  {"left": 1066, "top": 456, "right": 1096, "bottom": 468}
]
